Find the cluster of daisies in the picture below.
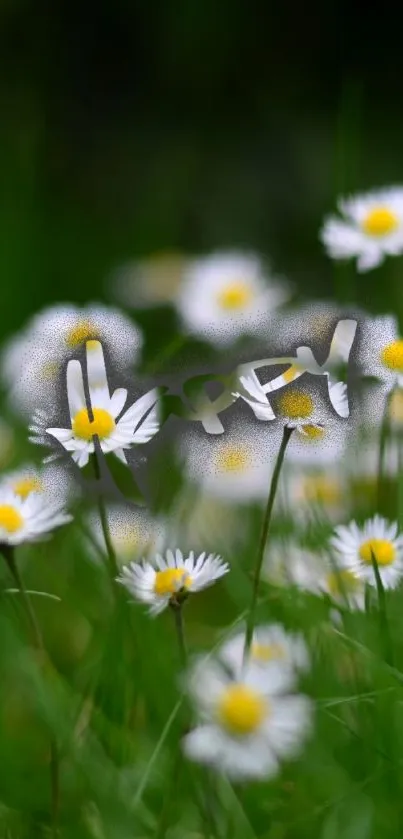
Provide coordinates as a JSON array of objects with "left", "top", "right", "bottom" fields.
[{"left": 0, "top": 184, "right": 402, "bottom": 783}]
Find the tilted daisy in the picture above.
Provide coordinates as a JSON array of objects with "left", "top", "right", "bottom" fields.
[
  {"left": 112, "top": 251, "right": 187, "bottom": 309},
  {"left": 218, "top": 624, "right": 310, "bottom": 693},
  {"left": 330, "top": 515, "right": 403, "bottom": 589},
  {"left": 30, "top": 341, "right": 160, "bottom": 468},
  {"left": 182, "top": 654, "right": 312, "bottom": 781},
  {"left": 320, "top": 186, "right": 403, "bottom": 272},
  {"left": 85, "top": 503, "right": 166, "bottom": 567},
  {"left": 116, "top": 549, "right": 229, "bottom": 615},
  {"left": 358, "top": 315, "right": 403, "bottom": 391},
  {"left": 0, "top": 485, "right": 72, "bottom": 546},
  {"left": 1, "top": 303, "right": 143, "bottom": 417},
  {"left": 175, "top": 251, "right": 291, "bottom": 347}
]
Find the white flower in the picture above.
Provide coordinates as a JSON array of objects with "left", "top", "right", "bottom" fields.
[
  {"left": 285, "top": 417, "right": 349, "bottom": 466},
  {"left": 280, "top": 464, "right": 348, "bottom": 524},
  {"left": 262, "top": 539, "right": 325, "bottom": 592},
  {"left": 116, "top": 549, "right": 229, "bottom": 615},
  {"left": 30, "top": 341, "right": 160, "bottom": 468},
  {"left": 175, "top": 251, "right": 291, "bottom": 346},
  {"left": 182, "top": 425, "right": 280, "bottom": 503},
  {"left": 84, "top": 504, "right": 166, "bottom": 567},
  {"left": 0, "top": 463, "right": 73, "bottom": 505},
  {"left": 182, "top": 655, "right": 312, "bottom": 781},
  {"left": 318, "top": 566, "right": 366, "bottom": 611},
  {"left": 320, "top": 187, "right": 403, "bottom": 272},
  {"left": 1, "top": 303, "right": 143, "bottom": 416},
  {"left": 358, "top": 315, "right": 403, "bottom": 390},
  {"left": 218, "top": 624, "right": 310, "bottom": 694},
  {"left": 330, "top": 515, "right": 403, "bottom": 589},
  {"left": 0, "top": 486, "right": 72, "bottom": 546},
  {"left": 112, "top": 251, "right": 186, "bottom": 308}
]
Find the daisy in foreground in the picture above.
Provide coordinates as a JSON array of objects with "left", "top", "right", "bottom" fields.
[
  {"left": 30, "top": 341, "right": 159, "bottom": 468},
  {"left": 175, "top": 251, "right": 290, "bottom": 346},
  {"left": 116, "top": 549, "right": 229, "bottom": 615},
  {"left": 330, "top": 515, "right": 403, "bottom": 589},
  {"left": 218, "top": 624, "right": 310, "bottom": 694},
  {"left": 182, "top": 653, "right": 312, "bottom": 781},
  {"left": 320, "top": 186, "right": 403, "bottom": 272},
  {"left": 0, "top": 485, "right": 72, "bottom": 546}
]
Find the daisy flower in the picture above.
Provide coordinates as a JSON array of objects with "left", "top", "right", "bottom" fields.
[
  {"left": 218, "top": 624, "right": 310, "bottom": 693},
  {"left": 84, "top": 504, "right": 166, "bottom": 567},
  {"left": 175, "top": 251, "right": 291, "bottom": 347},
  {"left": 112, "top": 251, "right": 187, "bottom": 308},
  {"left": 281, "top": 464, "right": 348, "bottom": 524},
  {"left": 116, "top": 549, "right": 229, "bottom": 615},
  {"left": 262, "top": 539, "right": 325, "bottom": 592},
  {"left": 182, "top": 654, "right": 312, "bottom": 781},
  {"left": 30, "top": 341, "right": 160, "bottom": 468},
  {"left": 319, "top": 567, "right": 366, "bottom": 611},
  {"left": 182, "top": 424, "right": 280, "bottom": 503},
  {"left": 0, "top": 486, "right": 72, "bottom": 546},
  {"left": 320, "top": 186, "right": 403, "bottom": 272},
  {"left": 0, "top": 463, "right": 73, "bottom": 505},
  {"left": 330, "top": 515, "right": 403, "bottom": 589},
  {"left": 358, "top": 315, "right": 403, "bottom": 391},
  {"left": 1, "top": 303, "right": 143, "bottom": 416}
]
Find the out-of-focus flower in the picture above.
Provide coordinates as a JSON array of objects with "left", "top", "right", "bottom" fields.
[
  {"left": 170, "top": 491, "right": 242, "bottom": 554},
  {"left": 262, "top": 539, "right": 326, "bottom": 592},
  {"left": 0, "top": 486, "right": 72, "bottom": 546},
  {"left": 182, "top": 653, "right": 312, "bottom": 781},
  {"left": 30, "top": 341, "right": 159, "bottom": 468},
  {"left": 182, "top": 425, "right": 279, "bottom": 503},
  {"left": 0, "top": 418, "right": 15, "bottom": 468},
  {"left": 218, "top": 624, "right": 310, "bottom": 693},
  {"left": 175, "top": 251, "right": 291, "bottom": 347},
  {"left": 320, "top": 567, "right": 366, "bottom": 611},
  {"left": 280, "top": 463, "right": 348, "bottom": 524},
  {"left": 320, "top": 186, "right": 403, "bottom": 272},
  {"left": 358, "top": 315, "right": 403, "bottom": 391},
  {"left": 0, "top": 462, "right": 73, "bottom": 505},
  {"left": 1, "top": 303, "right": 143, "bottom": 416},
  {"left": 85, "top": 504, "right": 166, "bottom": 567},
  {"left": 281, "top": 301, "right": 360, "bottom": 365},
  {"left": 330, "top": 515, "right": 403, "bottom": 589},
  {"left": 116, "top": 549, "right": 229, "bottom": 615},
  {"left": 112, "top": 251, "right": 187, "bottom": 308}
]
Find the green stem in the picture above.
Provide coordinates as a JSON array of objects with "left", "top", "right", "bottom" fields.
[
  {"left": 0, "top": 545, "right": 60, "bottom": 838},
  {"left": 171, "top": 603, "right": 187, "bottom": 668},
  {"left": 244, "top": 425, "right": 293, "bottom": 659},
  {"left": 370, "top": 549, "right": 393, "bottom": 666},
  {"left": 92, "top": 444, "right": 119, "bottom": 581},
  {"left": 377, "top": 388, "right": 394, "bottom": 512}
]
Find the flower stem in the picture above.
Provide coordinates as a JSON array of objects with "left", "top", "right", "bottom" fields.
[
  {"left": 244, "top": 425, "right": 293, "bottom": 659},
  {"left": 377, "top": 387, "right": 394, "bottom": 511},
  {"left": 0, "top": 545, "right": 60, "bottom": 838},
  {"left": 91, "top": 443, "right": 119, "bottom": 581},
  {"left": 171, "top": 603, "right": 188, "bottom": 668}
]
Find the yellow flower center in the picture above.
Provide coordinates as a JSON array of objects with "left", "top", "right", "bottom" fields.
[
  {"left": 0, "top": 505, "right": 23, "bottom": 533},
  {"left": 362, "top": 207, "right": 398, "bottom": 237},
  {"left": 65, "top": 320, "right": 100, "bottom": 348},
  {"left": 326, "top": 569, "right": 360, "bottom": 597},
  {"left": 303, "top": 475, "right": 341, "bottom": 505},
  {"left": 153, "top": 568, "right": 192, "bottom": 596},
  {"left": 216, "top": 282, "right": 253, "bottom": 311},
  {"left": 13, "top": 477, "right": 43, "bottom": 499},
  {"left": 359, "top": 538, "right": 396, "bottom": 566},
  {"left": 72, "top": 407, "right": 115, "bottom": 441},
  {"left": 298, "top": 424, "right": 325, "bottom": 441},
  {"left": 215, "top": 444, "right": 250, "bottom": 473},
  {"left": 251, "top": 641, "right": 285, "bottom": 662},
  {"left": 278, "top": 390, "right": 314, "bottom": 420},
  {"left": 389, "top": 389, "right": 403, "bottom": 424},
  {"left": 380, "top": 340, "right": 403, "bottom": 372},
  {"left": 217, "top": 684, "right": 267, "bottom": 735}
]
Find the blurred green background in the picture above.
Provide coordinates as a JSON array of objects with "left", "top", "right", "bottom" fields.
[{"left": 1, "top": 0, "right": 403, "bottom": 346}]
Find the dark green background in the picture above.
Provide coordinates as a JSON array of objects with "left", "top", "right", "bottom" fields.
[{"left": 1, "top": 0, "right": 402, "bottom": 344}]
